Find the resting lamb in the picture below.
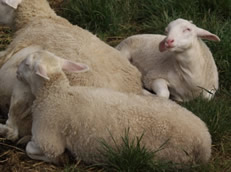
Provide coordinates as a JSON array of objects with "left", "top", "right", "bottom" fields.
[{"left": 116, "top": 18, "right": 220, "bottom": 101}]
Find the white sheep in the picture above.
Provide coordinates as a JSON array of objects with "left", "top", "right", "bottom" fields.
[
  {"left": 16, "top": 50, "right": 212, "bottom": 165},
  {"left": 0, "top": 0, "right": 18, "bottom": 26},
  {"left": 0, "top": 0, "right": 142, "bottom": 142},
  {"left": 116, "top": 18, "right": 220, "bottom": 102}
]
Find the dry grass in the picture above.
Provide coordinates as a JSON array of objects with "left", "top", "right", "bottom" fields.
[{"left": 0, "top": 139, "right": 64, "bottom": 172}]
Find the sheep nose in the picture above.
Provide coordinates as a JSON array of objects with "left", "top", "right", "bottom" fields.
[{"left": 166, "top": 39, "right": 174, "bottom": 47}]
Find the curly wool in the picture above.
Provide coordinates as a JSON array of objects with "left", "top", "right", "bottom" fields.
[{"left": 30, "top": 71, "right": 211, "bottom": 165}]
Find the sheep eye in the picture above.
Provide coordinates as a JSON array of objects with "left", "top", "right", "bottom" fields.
[
  {"left": 165, "top": 28, "right": 168, "bottom": 34},
  {"left": 183, "top": 28, "right": 191, "bottom": 32}
]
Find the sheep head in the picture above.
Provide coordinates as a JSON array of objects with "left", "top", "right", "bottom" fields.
[
  {"left": 159, "top": 18, "right": 220, "bottom": 52},
  {"left": 0, "top": 0, "right": 22, "bottom": 25},
  {"left": 17, "top": 50, "right": 89, "bottom": 92}
]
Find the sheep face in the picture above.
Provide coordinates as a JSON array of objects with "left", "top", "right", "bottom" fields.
[
  {"left": 0, "top": 0, "right": 18, "bottom": 25},
  {"left": 17, "top": 52, "right": 46, "bottom": 94},
  {"left": 17, "top": 50, "right": 89, "bottom": 93},
  {"left": 159, "top": 18, "right": 220, "bottom": 53}
]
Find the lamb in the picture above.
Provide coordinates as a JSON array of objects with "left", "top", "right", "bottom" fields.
[
  {"left": 16, "top": 50, "right": 212, "bottom": 165},
  {"left": 0, "top": 0, "right": 142, "bottom": 141},
  {"left": 116, "top": 18, "right": 220, "bottom": 101}
]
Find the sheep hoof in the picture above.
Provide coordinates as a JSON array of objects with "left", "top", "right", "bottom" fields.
[
  {"left": 0, "top": 124, "right": 18, "bottom": 141},
  {"left": 26, "top": 141, "right": 53, "bottom": 162},
  {"left": 152, "top": 79, "right": 170, "bottom": 99},
  {"left": 203, "top": 89, "right": 215, "bottom": 100},
  {"left": 6, "top": 127, "right": 19, "bottom": 141}
]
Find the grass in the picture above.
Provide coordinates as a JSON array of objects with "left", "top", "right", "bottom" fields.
[
  {"left": 182, "top": 93, "right": 231, "bottom": 144},
  {"left": 0, "top": 0, "right": 231, "bottom": 171},
  {"left": 180, "top": 92, "right": 231, "bottom": 171},
  {"left": 95, "top": 129, "right": 176, "bottom": 172}
]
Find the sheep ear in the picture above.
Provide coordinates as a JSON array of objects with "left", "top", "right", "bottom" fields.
[
  {"left": 196, "top": 27, "right": 220, "bottom": 42},
  {"left": 25, "top": 54, "right": 34, "bottom": 67},
  {"left": 62, "top": 60, "right": 89, "bottom": 73},
  {"left": 159, "top": 38, "right": 167, "bottom": 52},
  {"left": 2, "top": 0, "right": 22, "bottom": 9},
  {"left": 35, "top": 64, "right": 50, "bottom": 80}
]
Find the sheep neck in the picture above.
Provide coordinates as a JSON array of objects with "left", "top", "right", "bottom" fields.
[
  {"left": 14, "top": 0, "right": 57, "bottom": 31},
  {"left": 174, "top": 38, "right": 206, "bottom": 79},
  {"left": 33, "top": 72, "right": 69, "bottom": 99}
]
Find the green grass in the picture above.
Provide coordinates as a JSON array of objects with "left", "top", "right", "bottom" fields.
[
  {"left": 62, "top": 0, "right": 137, "bottom": 35},
  {"left": 180, "top": 92, "right": 231, "bottom": 171},
  {"left": 182, "top": 95, "right": 231, "bottom": 143},
  {"left": 95, "top": 129, "right": 177, "bottom": 172},
  {"left": 61, "top": 0, "right": 231, "bottom": 171}
]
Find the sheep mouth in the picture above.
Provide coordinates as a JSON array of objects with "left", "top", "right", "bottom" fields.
[
  {"left": 166, "top": 45, "right": 175, "bottom": 49},
  {"left": 168, "top": 46, "right": 185, "bottom": 53},
  {"left": 165, "top": 45, "right": 177, "bottom": 52}
]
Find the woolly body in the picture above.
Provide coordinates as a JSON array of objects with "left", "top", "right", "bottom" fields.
[{"left": 17, "top": 51, "right": 211, "bottom": 165}]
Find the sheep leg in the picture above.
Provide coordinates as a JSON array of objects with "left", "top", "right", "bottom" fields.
[
  {"left": 0, "top": 105, "right": 20, "bottom": 141},
  {"left": 0, "top": 122, "right": 18, "bottom": 141},
  {"left": 1, "top": 105, "right": 32, "bottom": 142},
  {"left": 151, "top": 78, "right": 170, "bottom": 98},
  {"left": 26, "top": 141, "right": 53, "bottom": 162},
  {"left": 202, "top": 89, "right": 216, "bottom": 100},
  {"left": 0, "top": 81, "right": 34, "bottom": 141},
  {"left": 26, "top": 140, "right": 69, "bottom": 164},
  {"left": 30, "top": 120, "right": 67, "bottom": 164}
]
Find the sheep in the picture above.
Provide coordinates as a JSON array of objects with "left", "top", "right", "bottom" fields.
[
  {"left": 0, "top": 0, "right": 143, "bottom": 142},
  {"left": 116, "top": 18, "right": 220, "bottom": 102},
  {"left": 16, "top": 50, "right": 212, "bottom": 165},
  {"left": 0, "top": 0, "right": 17, "bottom": 26}
]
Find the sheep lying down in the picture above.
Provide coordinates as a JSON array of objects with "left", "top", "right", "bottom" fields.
[
  {"left": 0, "top": 0, "right": 143, "bottom": 142},
  {"left": 116, "top": 18, "right": 220, "bottom": 101},
  {"left": 16, "top": 50, "right": 211, "bottom": 165}
]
